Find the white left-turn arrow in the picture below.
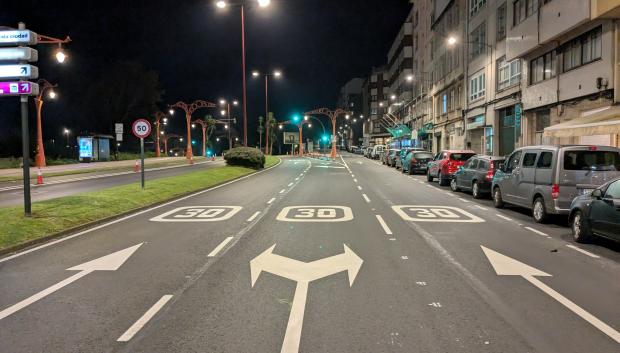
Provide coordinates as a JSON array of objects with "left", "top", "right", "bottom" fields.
[{"left": 0, "top": 243, "right": 143, "bottom": 321}]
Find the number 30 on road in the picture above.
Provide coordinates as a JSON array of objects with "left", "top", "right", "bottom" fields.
[{"left": 392, "top": 205, "right": 484, "bottom": 223}]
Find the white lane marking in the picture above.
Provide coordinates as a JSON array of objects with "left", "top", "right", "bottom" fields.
[
  {"left": 117, "top": 295, "right": 173, "bottom": 342},
  {"left": 362, "top": 194, "right": 371, "bottom": 203},
  {"left": 351, "top": 175, "right": 355, "bottom": 178},
  {"left": 389, "top": 238, "right": 396, "bottom": 241},
  {"left": 276, "top": 206, "right": 354, "bottom": 222},
  {"left": 207, "top": 237, "right": 234, "bottom": 257},
  {"left": 247, "top": 211, "right": 261, "bottom": 222},
  {"left": 280, "top": 189, "right": 286, "bottom": 194},
  {"left": 401, "top": 256, "right": 409, "bottom": 260},
  {"left": 357, "top": 186, "right": 362, "bottom": 191},
  {"left": 474, "top": 205, "right": 488, "bottom": 211},
  {"left": 353, "top": 179, "right": 358, "bottom": 183},
  {"left": 524, "top": 226, "right": 550, "bottom": 238},
  {"left": 288, "top": 182, "right": 293, "bottom": 187},
  {"left": 566, "top": 244, "right": 600, "bottom": 259},
  {"left": 150, "top": 206, "right": 242, "bottom": 222},
  {"left": 295, "top": 177, "right": 299, "bottom": 181},
  {"left": 267, "top": 197, "right": 276, "bottom": 204},
  {"left": 458, "top": 198, "right": 470, "bottom": 203},
  {"left": 375, "top": 215, "right": 393, "bottom": 235},
  {"left": 0, "top": 158, "right": 283, "bottom": 264},
  {"left": 496, "top": 214, "right": 513, "bottom": 222},
  {"left": 392, "top": 205, "right": 485, "bottom": 223}
]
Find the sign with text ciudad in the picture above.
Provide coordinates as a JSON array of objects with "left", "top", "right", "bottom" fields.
[{"left": 0, "top": 30, "right": 37, "bottom": 46}]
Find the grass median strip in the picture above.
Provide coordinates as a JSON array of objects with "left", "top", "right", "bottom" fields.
[{"left": 0, "top": 156, "right": 279, "bottom": 252}]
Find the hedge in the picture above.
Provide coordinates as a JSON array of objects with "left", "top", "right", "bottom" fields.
[{"left": 224, "top": 147, "right": 265, "bottom": 169}]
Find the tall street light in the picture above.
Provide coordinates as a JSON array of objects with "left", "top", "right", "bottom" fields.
[
  {"left": 169, "top": 100, "right": 216, "bottom": 163},
  {"left": 215, "top": 0, "right": 271, "bottom": 146},
  {"left": 34, "top": 79, "right": 57, "bottom": 168},
  {"left": 304, "top": 107, "right": 351, "bottom": 159},
  {"left": 153, "top": 111, "right": 169, "bottom": 157},
  {"left": 219, "top": 98, "right": 239, "bottom": 150},
  {"left": 252, "top": 69, "right": 282, "bottom": 154},
  {"left": 279, "top": 115, "right": 312, "bottom": 155}
]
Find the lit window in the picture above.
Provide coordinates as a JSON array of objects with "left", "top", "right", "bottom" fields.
[{"left": 469, "top": 71, "right": 486, "bottom": 101}]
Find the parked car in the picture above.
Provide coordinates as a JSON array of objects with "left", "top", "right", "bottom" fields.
[
  {"left": 492, "top": 145, "right": 620, "bottom": 223},
  {"left": 402, "top": 150, "right": 434, "bottom": 175},
  {"left": 427, "top": 150, "right": 476, "bottom": 186},
  {"left": 370, "top": 145, "right": 386, "bottom": 159},
  {"left": 350, "top": 146, "right": 359, "bottom": 154},
  {"left": 382, "top": 148, "right": 400, "bottom": 166},
  {"left": 355, "top": 147, "right": 365, "bottom": 155},
  {"left": 364, "top": 146, "right": 373, "bottom": 158},
  {"left": 569, "top": 177, "right": 620, "bottom": 243},
  {"left": 450, "top": 155, "right": 505, "bottom": 198},
  {"left": 395, "top": 148, "right": 426, "bottom": 170}
]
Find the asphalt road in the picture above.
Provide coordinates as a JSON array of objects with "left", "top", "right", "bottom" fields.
[
  {"left": 0, "top": 154, "right": 618, "bottom": 353},
  {"left": 0, "top": 160, "right": 224, "bottom": 207}
]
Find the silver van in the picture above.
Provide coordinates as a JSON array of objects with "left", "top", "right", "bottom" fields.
[{"left": 492, "top": 145, "right": 620, "bottom": 222}]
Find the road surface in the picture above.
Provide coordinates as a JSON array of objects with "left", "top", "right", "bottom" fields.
[{"left": 0, "top": 154, "right": 618, "bottom": 353}]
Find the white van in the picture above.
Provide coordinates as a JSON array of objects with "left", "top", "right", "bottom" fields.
[{"left": 370, "top": 145, "right": 386, "bottom": 160}]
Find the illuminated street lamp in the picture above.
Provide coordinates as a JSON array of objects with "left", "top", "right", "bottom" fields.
[
  {"left": 34, "top": 79, "right": 58, "bottom": 167},
  {"left": 304, "top": 107, "right": 351, "bottom": 158},
  {"left": 153, "top": 111, "right": 168, "bottom": 157},
  {"left": 63, "top": 128, "right": 70, "bottom": 148},
  {"left": 169, "top": 100, "right": 216, "bottom": 163},
  {"left": 253, "top": 68, "right": 283, "bottom": 154}
]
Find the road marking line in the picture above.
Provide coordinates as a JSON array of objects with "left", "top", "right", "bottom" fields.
[
  {"left": 474, "top": 205, "right": 488, "bottom": 211},
  {"left": 458, "top": 198, "right": 470, "bottom": 203},
  {"left": 267, "top": 197, "right": 276, "bottom": 204},
  {"left": 247, "top": 211, "right": 261, "bottom": 222},
  {"left": 280, "top": 189, "right": 286, "bottom": 194},
  {"left": 375, "top": 215, "right": 393, "bottom": 235},
  {"left": 357, "top": 186, "right": 362, "bottom": 191},
  {"left": 389, "top": 238, "right": 396, "bottom": 241},
  {"left": 288, "top": 182, "right": 293, "bottom": 187},
  {"left": 566, "top": 244, "right": 600, "bottom": 259},
  {"left": 0, "top": 158, "right": 283, "bottom": 264},
  {"left": 401, "top": 256, "right": 409, "bottom": 260},
  {"left": 295, "top": 177, "right": 299, "bottom": 181},
  {"left": 362, "top": 194, "right": 371, "bottom": 203},
  {"left": 496, "top": 214, "right": 513, "bottom": 221},
  {"left": 524, "top": 226, "right": 550, "bottom": 237},
  {"left": 207, "top": 237, "right": 234, "bottom": 257},
  {"left": 117, "top": 295, "right": 173, "bottom": 342},
  {"left": 351, "top": 174, "right": 355, "bottom": 178},
  {"left": 353, "top": 179, "right": 358, "bottom": 183}
]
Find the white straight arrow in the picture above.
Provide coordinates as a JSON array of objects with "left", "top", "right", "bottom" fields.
[
  {"left": 251, "top": 244, "right": 363, "bottom": 353},
  {"left": 481, "top": 246, "right": 620, "bottom": 344},
  {"left": 0, "top": 243, "right": 143, "bottom": 321}
]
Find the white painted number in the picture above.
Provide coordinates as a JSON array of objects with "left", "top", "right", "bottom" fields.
[
  {"left": 150, "top": 206, "right": 242, "bottom": 222},
  {"left": 276, "top": 206, "right": 353, "bottom": 222},
  {"left": 392, "top": 205, "right": 484, "bottom": 223}
]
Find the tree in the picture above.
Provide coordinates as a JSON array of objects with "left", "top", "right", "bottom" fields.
[{"left": 267, "top": 113, "right": 278, "bottom": 155}]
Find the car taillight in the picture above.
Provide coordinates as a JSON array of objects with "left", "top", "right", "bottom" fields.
[
  {"left": 551, "top": 184, "right": 560, "bottom": 199},
  {"left": 588, "top": 146, "right": 598, "bottom": 151},
  {"left": 485, "top": 163, "right": 495, "bottom": 181},
  {"left": 411, "top": 158, "right": 417, "bottom": 164}
]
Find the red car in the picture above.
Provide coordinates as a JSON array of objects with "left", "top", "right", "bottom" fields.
[{"left": 426, "top": 150, "right": 476, "bottom": 186}]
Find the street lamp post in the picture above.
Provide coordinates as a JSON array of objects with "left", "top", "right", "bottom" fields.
[
  {"left": 279, "top": 116, "right": 311, "bottom": 156},
  {"left": 33, "top": 79, "right": 57, "bottom": 168},
  {"left": 216, "top": 0, "right": 272, "bottom": 146},
  {"left": 252, "top": 69, "right": 281, "bottom": 154},
  {"left": 219, "top": 99, "right": 239, "bottom": 150},
  {"left": 63, "top": 128, "right": 70, "bottom": 149},
  {"left": 153, "top": 111, "right": 168, "bottom": 157},
  {"left": 169, "top": 100, "right": 216, "bottom": 163},
  {"left": 304, "top": 108, "right": 351, "bottom": 159}
]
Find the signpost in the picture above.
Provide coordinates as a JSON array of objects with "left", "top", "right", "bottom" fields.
[
  {"left": 0, "top": 47, "right": 38, "bottom": 61},
  {"left": 0, "top": 64, "right": 39, "bottom": 79},
  {"left": 0, "top": 81, "right": 38, "bottom": 96},
  {"left": 115, "top": 123, "right": 124, "bottom": 142},
  {"left": 132, "top": 119, "right": 152, "bottom": 189}
]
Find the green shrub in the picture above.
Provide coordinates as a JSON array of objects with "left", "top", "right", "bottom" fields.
[{"left": 224, "top": 147, "right": 265, "bottom": 169}]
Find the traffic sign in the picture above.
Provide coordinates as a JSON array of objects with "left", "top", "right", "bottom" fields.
[
  {"left": 0, "top": 47, "right": 38, "bottom": 62},
  {"left": 0, "top": 30, "right": 38, "bottom": 46},
  {"left": 0, "top": 64, "right": 38, "bottom": 79},
  {"left": 115, "top": 123, "right": 124, "bottom": 133},
  {"left": 132, "top": 119, "right": 151, "bottom": 139},
  {"left": 0, "top": 81, "right": 39, "bottom": 96}
]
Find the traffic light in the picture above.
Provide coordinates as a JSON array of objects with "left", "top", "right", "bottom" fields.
[
  {"left": 292, "top": 114, "right": 300, "bottom": 123},
  {"left": 206, "top": 149, "right": 212, "bottom": 156},
  {"left": 191, "top": 140, "right": 196, "bottom": 145},
  {"left": 322, "top": 135, "right": 329, "bottom": 142}
]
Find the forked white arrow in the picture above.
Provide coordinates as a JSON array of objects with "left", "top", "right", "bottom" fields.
[
  {"left": 251, "top": 244, "right": 363, "bottom": 353},
  {"left": 481, "top": 246, "right": 620, "bottom": 344},
  {"left": 0, "top": 243, "right": 143, "bottom": 321}
]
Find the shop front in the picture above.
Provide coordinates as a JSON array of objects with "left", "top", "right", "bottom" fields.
[{"left": 543, "top": 105, "right": 620, "bottom": 147}]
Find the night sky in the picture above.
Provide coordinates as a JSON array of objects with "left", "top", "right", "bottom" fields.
[{"left": 1, "top": 0, "right": 411, "bottom": 155}]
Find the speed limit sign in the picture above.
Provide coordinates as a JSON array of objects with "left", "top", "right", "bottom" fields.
[{"left": 132, "top": 119, "right": 152, "bottom": 139}]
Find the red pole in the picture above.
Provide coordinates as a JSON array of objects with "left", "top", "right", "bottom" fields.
[
  {"left": 202, "top": 126, "right": 207, "bottom": 157},
  {"left": 34, "top": 97, "right": 46, "bottom": 168},
  {"left": 241, "top": 5, "right": 248, "bottom": 146},
  {"left": 265, "top": 75, "right": 269, "bottom": 155},
  {"left": 155, "top": 119, "right": 161, "bottom": 157},
  {"left": 228, "top": 103, "right": 232, "bottom": 150},
  {"left": 164, "top": 137, "right": 168, "bottom": 156},
  {"left": 331, "top": 115, "right": 337, "bottom": 158},
  {"left": 185, "top": 112, "right": 193, "bottom": 161},
  {"left": 299, "top": 125, "right": 304, "bottom": 156}
]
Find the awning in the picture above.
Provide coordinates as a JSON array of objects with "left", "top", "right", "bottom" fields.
[
  {"left": 543, "top": 106, "right": 620, "bottom": 138},
  {"left": 386, "top": 124, "right": 412, "bottom": 138}
]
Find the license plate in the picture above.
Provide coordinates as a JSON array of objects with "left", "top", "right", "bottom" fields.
[{"left": 579, "top": 188, "right": 595, "bottom": 195}]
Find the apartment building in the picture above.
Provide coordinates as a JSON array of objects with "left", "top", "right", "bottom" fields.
[
  {"left": 364, "top": 66, "right": 391, "bottom": 145},
  {"left": 386, "top": 7, "right": 414, "bottom": 121},
  {"left": 336, "top": 78, "right": 364, "bottom": 149}
]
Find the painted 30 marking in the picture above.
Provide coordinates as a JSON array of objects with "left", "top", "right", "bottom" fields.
[
  {"left": 276, "top": 206, "right": 353, "bottom": 222},
  {"left": 150, "top": 206, "right": 242, "bottom": 222},
  {"left": 391, "top": 205, "right": 484, "bottom": 223}
]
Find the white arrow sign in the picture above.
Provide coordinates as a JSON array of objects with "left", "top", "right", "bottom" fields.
[
  {"left": 251, "top": 244, "right": 363, "bottom": 353},
  {"left": 481, "top": 246, "right": 620, "bottom": 344},
  {"left": 0, "top": 243, "right": 143, "bottom": 321},
  {"left": 0, "top": 64, "right": 38, "bottom": 79}
]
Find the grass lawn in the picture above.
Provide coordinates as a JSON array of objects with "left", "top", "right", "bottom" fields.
[{"left": 0, "top": 156, "right": 279, "bottom": 252}]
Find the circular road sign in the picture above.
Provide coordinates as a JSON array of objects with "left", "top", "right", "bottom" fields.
[{"left": 132, "top": 119, "right": 152, "bottom": 139}]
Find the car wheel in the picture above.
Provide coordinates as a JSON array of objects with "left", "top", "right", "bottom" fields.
[
  {"left": 532, "top": 197, "right": 547, "bottom": 223},
  {"left": 450, "top": 178, "right": 459, "bottom": 192},
  {"left": 472, "top": 181, "right": 482, "bottom": 199},
  {"left": 438, "top": 172, "right": 449, "bottom": 186},
  {"left": 571, "top": 210, "right": 593, "bottom": 243},
  {"left": 493, "top": 187, "right": 504, "bottom": 208},
  {"left": 427, "top": 171, "right": 433, "bottom": 182}
]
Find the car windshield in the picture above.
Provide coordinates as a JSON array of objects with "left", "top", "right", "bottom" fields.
[
  {"left": 563, "top": 150, "right": 620, "bottom": 171},
  {"left": 413, "top": 152, "right": 433, "bottom": 159},
  {"left": 450, "top": 153, "right": 475, "bottom": 161}
]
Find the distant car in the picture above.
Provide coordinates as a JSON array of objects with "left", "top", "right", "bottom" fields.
[
  {"left": 364, "top": 146, "right": 373, "bottom": 158},
  {"left": 402, "top": 150, "right": 434, "bottom": 175},
  {"left": 350, "top": 146, "right": 359, "bottom": 154},
  {"left": 370, "top": 145, "right": 386, "bottom": 159},
  {"left": 427, "top": 150, "right": 476, "bottom": 186},
  {"left": 383, "top": 148, "right": 401, "bottom": 166},
  {"left": 395, "top": 148, "right": 426, "bottom": 170},
  {"left": 355, "top": 147, "right": 365, "bottom": 155},
  {"left": 450, "top": 155, "right": 505, "bottom": 199},
  {"left": 569, "top": 177, "right": 620, "bottom": 243},
  {"left": 492, "top": 145, "right": 620, "bottom": 223}
]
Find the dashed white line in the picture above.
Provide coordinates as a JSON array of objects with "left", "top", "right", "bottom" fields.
[
  {"left": 287, "top": 182, "right": 293, "bottom": 187},
  {"left": 362, "top": 194, "right": 371, "bottom": 203},
  {"left": 295, "top": 177, "right": 299, "bottom": 181},
  {"left": 458, "top": 198, "right": 470, "bottom": 203},
  {"left": 375, "top": 215, "right": 393, "bottom": 235},
  {"left": 117, "top": 295, "right": 173, "bottom": 342},
  {"left": 566, "top": 244, "right": 600, "bottom": 258},
  {"left": 247, "top": 211, "right": 261, "bottom": 222},
  {"left": 279, "top": 189, "right": 286, "bottom": 194},
  {"left": 524, "top": 226, "right": 550, "bottom": 238},
  {"left": 207, "top": 237, "right": 234, "bottom": 257},
  {"left": 474, "top": 205, "right": 488, "bottom": 211},
  {"left": 496, "top": 214, "right": 513, "bottom": 222},
  {"left": 267, "top": 197, "right": 276, "bottom": 204},
  {"left": 357, "top": 186, "right": 362, "bottom": 191},
  {"left": 351, "top": 174, "right": 355, "bottom": 178},
  {"left": 353, "top": 179, "right": 358, "bottom": 183}
]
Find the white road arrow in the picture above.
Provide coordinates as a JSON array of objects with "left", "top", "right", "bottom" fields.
[
  {"left": 251, "top": 244, "right": 363, "bottom": 353},
  {"left": 0, "top": 243, "right": 143, "bottom": 321},
  {"left": 481, "top": 246, "right": 620, "bottom": 344}
]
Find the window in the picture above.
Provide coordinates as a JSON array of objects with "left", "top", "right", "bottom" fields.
[
  {"left": 522, "top": 152, "right": 538, "bottom": 167},
  {"left": 563, "top": 151, "right": 620, "bottom": 171},
  {"left": 513, "top": 0, "right": 538, "bottom": 26},
  {"left": 441, "top": 93, "right": 448, "bottom": 114},
  {"left": 470, "top": 0, "right": 486, "bottom": 17},
  {"left": 537, "top": 151, "right": 553, "bottom": 168},
  {"left": 497, "top": 57, "right": 521, "bottom": 90},
  {"left": 469, "top": 22, "right": 486, "bottom": 59},
  {"left": 535, "top": 110, "right": 550, "bottom": 131},
  {"left": 562, "top": 26, "right": 602, "bottom": 72},
  {"left": 467, "top": 159, "right": 479, "bottom": 169},
  {"left": 497, "top": 3, "right": 506, "bottom": 41},
  {"left": 478, "top": 160, "right": 489, "bottom": 170},
  {"left": 530, "top": 50, "right": 556, "bottom": 84},
  {"left": 469, "top": 71, "right": 486, "bottom": 101},
  {"left": 605, "top": 180, "right": 620, "bottom": 199},
  {"left": 505, "top": 151, "right": 522, "bottom": 172}
]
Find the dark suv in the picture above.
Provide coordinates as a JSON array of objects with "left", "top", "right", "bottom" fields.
[{"left": 450, "top": 155, "right": 505, "bottom": 198}]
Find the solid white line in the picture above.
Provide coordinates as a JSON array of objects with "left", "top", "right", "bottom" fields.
[
  {"left": 295, "top": 177, "right": 299, "bottom": 181},
  {"left": 353, "top": 179, "right": 358, "bottom": 183},
  {"left": 279, "top": 189, "right": 286, "bottom": 194},
  {"left": 117, "top": 295, "right": 173, "bottom": 342},
  {"left": 267, "top": 197, "right": 276, "bottom": 204},
  {"left": 207, "top": 237, "right": 234, "bottom": 257},
  {"left": 496, "top": 214, "right": 512, "bottom": 221},
  {"left": 247, "top": 211, "right": 260, "bottom": 222},
  {"left": 362, "top": 194, "right": 371, "bottom": 203},
  {"left": 288, "top": 182, "right": 293, "bottom": 187},
  {"left": 458, "top": 198, "right": 470, "bottom": 203},
  {"left": 566, "top": 244, "right": 600, "bottom": 259},
  {"left": 357, "top": 186, "right": 362, "bottom": 191},
  {"left": 351, "top": 175, "right": 355, "bottom": 178},
  {"left": 375, "top": 215, "right": 393, "bottom": 235},
  {"left": 474, "top": 205, "right": 488, "bottom": 211},
  {"left": 0, "top": 158, "right": 283, "bottom": 264},
  {"left": 524, "top": 226, "right": 550, "bottom": 237}
]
